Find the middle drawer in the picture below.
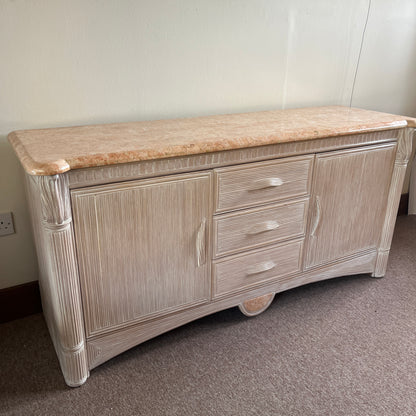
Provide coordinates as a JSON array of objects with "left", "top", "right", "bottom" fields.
[{"left": 213, "top": 199, "right": 308, "bottom": 258}]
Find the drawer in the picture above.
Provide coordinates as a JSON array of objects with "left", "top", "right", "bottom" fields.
[
  {"left": 214, "top": 199, "right": 308, "bottom": 258},
  {"left": 213, "top": 240, "right": 303, "bottom": 297},
  {"left": 214, "top": 155, "right": 313, "bottom": 212}
]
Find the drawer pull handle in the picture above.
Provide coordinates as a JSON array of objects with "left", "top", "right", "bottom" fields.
[
  {"left": 196, "top": 218, "right": 207, "bottom": 267},
  {"left": 246, "top": 260, "right": 276, "bottom": 276},
  {"left": 246, "top": 220, "right": 280, "bottom": 235},
  {"left": 249, "top": 177, "right": 284, "bottom": 191}
]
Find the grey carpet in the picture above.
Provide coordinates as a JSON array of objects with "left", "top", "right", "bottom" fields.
[{"left": 1, "top": 215, "right": 416, "bottom": 416}]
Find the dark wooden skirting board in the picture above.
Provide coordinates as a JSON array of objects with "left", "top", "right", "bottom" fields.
[
  {"left": 0, "top": 281, "right": 42, "bottom": 324},
  {"left": 0, "top": 193, "right": 410, "bottom": 324},
  {"left": 398, "top": 192, "right": 409, "bottom": 216}
]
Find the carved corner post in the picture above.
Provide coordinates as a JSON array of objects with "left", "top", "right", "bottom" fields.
[
  {"left": 373, "top": 128, "right": 414, "bottom": 277},
  {"left": 25, "top": 173, "right": 89, "bottom": 386}
]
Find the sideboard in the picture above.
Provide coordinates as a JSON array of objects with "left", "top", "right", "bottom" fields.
[{"left": 8, "top": 106, "right": 416, "bottom": 386}]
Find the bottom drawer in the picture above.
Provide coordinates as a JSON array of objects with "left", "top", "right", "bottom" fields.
[{"left": 213, "top": 240, "right": 303, "bottom": 297}]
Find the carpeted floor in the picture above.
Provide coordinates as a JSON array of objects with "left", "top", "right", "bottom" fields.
[{"left": 1, "top": 215, "right": 416, "bottom": 416}]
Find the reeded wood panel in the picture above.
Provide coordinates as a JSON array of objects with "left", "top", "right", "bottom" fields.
[
  {"left": 71, "top": 172, "right": 212, "bottom": 337},
  {"left": 87, "top": 250, "right": 377, "bottom": 369},
  {"left": 215, "top": 155, "right": 313, "bottom": 212},
  {"left": 374, "top": 128, "right": 414, "bottom": 276},
  {"left": 214, "top": 199, "right": 308, "bottom": 257},
  {"left": 305, "top": 143, "right": 396, "bottom": 269},
  {"left": 409, "top": 129, "right": 416, "bottom": 215},
  {"left": 25, "top": 174, "right": 89, "bottom": 387},
  {"left": 213, "top": 240, "right": 303, "bottom": 297}
]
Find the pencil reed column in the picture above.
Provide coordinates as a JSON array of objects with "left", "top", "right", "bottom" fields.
[
  {"left": 26, "top": 173, "right": 88, "bottom": 386},
  {"left": 373, "top": 128, "right": 414, "bottom": 277}
]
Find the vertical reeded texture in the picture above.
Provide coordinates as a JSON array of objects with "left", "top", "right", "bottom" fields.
[
  {"left": 20, "top": 112, "right": 410, "bottom": 387},
  {"left": 373, "top": 128, "right": 414, "bottom": 277},
  {"left": 71, "top": 172, "right": 212, "bottom": 337},
  {"left": 38, "top": 175, "right": 72, "bottom": 225},
  {"left": 408, "top": 129, "right": 416, "bottom": 214},
  {"left": 305, "top": 143, "right": 396, "bottom": 269},
  {"left": 25, "top": 174, "right": 88, "bottom": 387}
]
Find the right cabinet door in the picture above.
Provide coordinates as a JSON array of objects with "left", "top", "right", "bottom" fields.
[{"left": 305, "top": 143, "right": 396, "bottom": 269}]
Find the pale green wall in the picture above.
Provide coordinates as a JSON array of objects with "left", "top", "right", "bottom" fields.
[{"left": 1, "top": 0, "right": 416, "bottom": 288}]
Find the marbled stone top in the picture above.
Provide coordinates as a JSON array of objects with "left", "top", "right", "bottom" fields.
[{"left": 8, "top": 106, "right": 416, "bottom": 175}]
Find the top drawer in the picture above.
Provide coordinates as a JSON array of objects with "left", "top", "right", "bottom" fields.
[{"left": 214, "top": 155, "right": 314, "bottom": 213}]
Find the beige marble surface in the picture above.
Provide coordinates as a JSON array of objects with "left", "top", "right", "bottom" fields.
[{"left": 8, "top": 106, "right": 413, "bottom": 176}]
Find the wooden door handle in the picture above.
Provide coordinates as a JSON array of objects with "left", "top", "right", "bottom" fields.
[
  {"left": 249, "top": 177, "right": 284, "bottom": 191},
  {"left": 246, "top": 260, "right": 276, "bottom": 276},
  {"left": 310, "top": 196, "right": 321, "bottom": 237},
  {"left": 246, "top": 220, "right": 280, "bottom": 235},
  {"left": 196, "top": 218, "right": 207, "bottom": 267}
]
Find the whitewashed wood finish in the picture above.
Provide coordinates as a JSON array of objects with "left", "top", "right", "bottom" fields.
[
  {"left": 406, "top": 129, "right": 416, "bottom": 214},
  {"left": 373, "top": 128, "right": 414, "bottom": 276},
  {"left": 215, "top": 155, "right": 313, "bottom": 213},
  {"left": 71, "top": 172, "right": 212, "bottom": 337},
  {"left": 68, "top": 130, "right": 398, "bottom": 189},
  {"left": 21, "top": 120, "right": 409, "bottom": 387},
  {"left": 238, "top": 293, "right": 275, "bottom": 317},
  {"left": 213, "top": 199, "right": 308, "bottom": 258},
  {"left": 213, "top": 239, "right": 303, "bottom": 297},
  {"left": 24, "top": 173, "right": 89, "bottom": 387},
  {"left": 86, "top": 250, "right": 377, "bottom": 370},
  {"left": 305, "top": 143, "right": 397, "bottom": 269}
]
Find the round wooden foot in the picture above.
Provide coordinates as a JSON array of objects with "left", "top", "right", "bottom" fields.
[{"left": 238, "top": 293, "right": 275, "bottom": 317}]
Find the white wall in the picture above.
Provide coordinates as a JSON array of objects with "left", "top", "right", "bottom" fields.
[{"left": 1, "top": 0, "right": 416, "bottom": 289}]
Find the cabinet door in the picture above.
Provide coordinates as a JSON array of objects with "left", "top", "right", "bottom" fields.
[
  {"left": 71, "top": 172, "right": 212, "bottom": 337},
  {"left": 305, "top": 143, "right": 396, "bottom": 269}
]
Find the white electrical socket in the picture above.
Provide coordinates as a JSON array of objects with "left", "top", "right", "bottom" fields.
[{"left": 0, "top": 212, "right": 15, "bottom": 236}]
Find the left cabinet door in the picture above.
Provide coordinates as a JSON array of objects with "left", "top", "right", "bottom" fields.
[{"left": 71, "top": 172, "right": 212, "bottom": 337}]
